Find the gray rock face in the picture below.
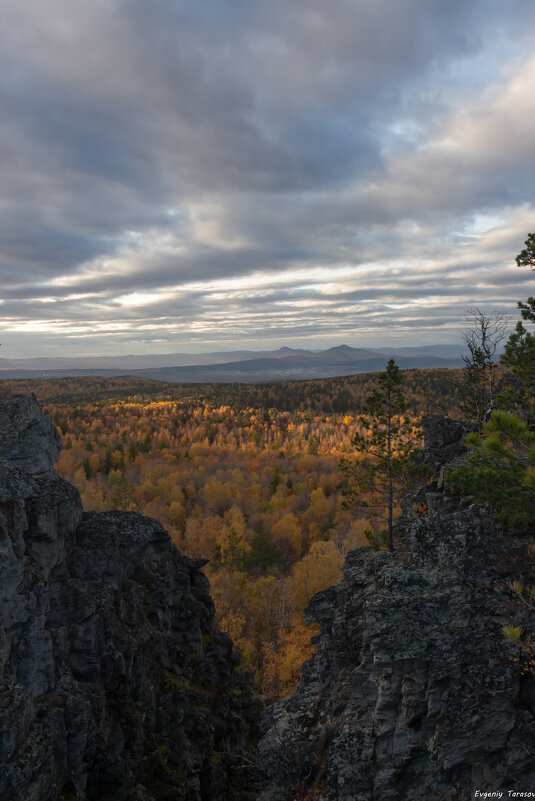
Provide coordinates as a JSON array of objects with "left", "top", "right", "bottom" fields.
[
  {"left": 259, "top": 442, "right": 535, "bottom": 799},
  {"left": 0, "top": 392, "right": 61, "bottom": 475},
  {"left": 0, "top": 395, "right": 260, "bottom": 801},
  {"left": 421, "top": 415, "right": 470, "bottom": 459}
]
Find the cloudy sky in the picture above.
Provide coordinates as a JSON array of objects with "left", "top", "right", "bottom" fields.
[{"left": 2, "top": 0, "right": 535, "bottom": 358}]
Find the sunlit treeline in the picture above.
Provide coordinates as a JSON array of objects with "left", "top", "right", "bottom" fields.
[{"left": 4, "top": 366, "right": 462, "bottom": 411}]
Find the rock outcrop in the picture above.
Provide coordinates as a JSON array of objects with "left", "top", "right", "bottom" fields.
[
  {"left": 259, "top": 418, "right": 535, "bottom": 800},
  {"left": 0, "top": 394, "right": 260, "bottom": 801}
]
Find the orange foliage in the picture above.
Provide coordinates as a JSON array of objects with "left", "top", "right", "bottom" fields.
[{"left": 41, "top": 383, "right": 426, "bottom": 696}]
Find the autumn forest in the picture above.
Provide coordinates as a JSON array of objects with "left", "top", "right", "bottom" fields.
[{"left": 0, "top": 369, "right": 465, "bottom": 698}]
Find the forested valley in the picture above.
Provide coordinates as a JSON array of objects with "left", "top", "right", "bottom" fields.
[{"left": 0, "top": 368, "right": 463, "bottom": 697}]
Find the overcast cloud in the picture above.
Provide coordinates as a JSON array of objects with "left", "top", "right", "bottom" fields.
[{"left": 2, "top": 0, "right": 535, "bottom": 357}]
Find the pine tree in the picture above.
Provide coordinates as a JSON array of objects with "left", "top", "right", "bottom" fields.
[
  {"left": 221, "top": 527, "right": 245, "bottom": 570},
  {"left": 111, "top": 468, "right": 136, "bottom": 511},
  {"left": 500, "top": 320, "right": 535, "bottom": 421},
  {"left": 446, "top": 410, "right": 535, "bottom": 532},
  {"left": 515, "top": 232, "right": 535, "bottom": 270},
  {"left": 340, "top": 358, "right": 422, "bottom": 552},
  {"left": 498, "top": 234, "right": 535, "bottom": 420}
]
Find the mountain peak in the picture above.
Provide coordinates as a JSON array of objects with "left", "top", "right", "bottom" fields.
[{"left": 326, "top": 344, "right": 359, "bottom": 353}]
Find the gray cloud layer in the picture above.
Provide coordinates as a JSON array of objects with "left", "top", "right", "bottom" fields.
[{"left": 2, "top": 0, "right": 535, "bottom": 356}]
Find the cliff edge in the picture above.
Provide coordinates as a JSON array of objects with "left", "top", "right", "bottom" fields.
[
  {"left": 0, "top": 394, "right": 260, "bottom": 801},
  {"left": 259, "top": 418, "right": 535, "bottom": 800}
]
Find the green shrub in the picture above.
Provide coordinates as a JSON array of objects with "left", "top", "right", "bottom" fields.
[{"left": 446, "top": 410, "right": 535, "bottom": 532}]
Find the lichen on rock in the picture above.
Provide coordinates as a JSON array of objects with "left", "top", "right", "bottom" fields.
[{"left": 259, "top": 419, "right": 535, "bottom": 801}]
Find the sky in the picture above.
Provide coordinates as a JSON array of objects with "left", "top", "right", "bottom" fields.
[{"left": 2, "top": 0, "right": 535, "bottom": 358}]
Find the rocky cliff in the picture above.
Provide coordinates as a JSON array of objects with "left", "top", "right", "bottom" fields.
[
  {"left": 0, "top": 394, "right": 260, "bottom": 801},
  {"left": 259, "top": 417, "right": 535, "bottom": 800}
]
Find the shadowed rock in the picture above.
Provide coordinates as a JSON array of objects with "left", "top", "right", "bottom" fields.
[
  {"left": 0, "top": 395, "right": 260, "bottom": 801},
  {"left": 0, "top": 392, "right": 61, "bottom": 474}
]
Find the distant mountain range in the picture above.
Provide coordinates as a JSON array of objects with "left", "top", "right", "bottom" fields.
[{"left": 0, "top": 344, "right": 464, "bottom": 383}]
